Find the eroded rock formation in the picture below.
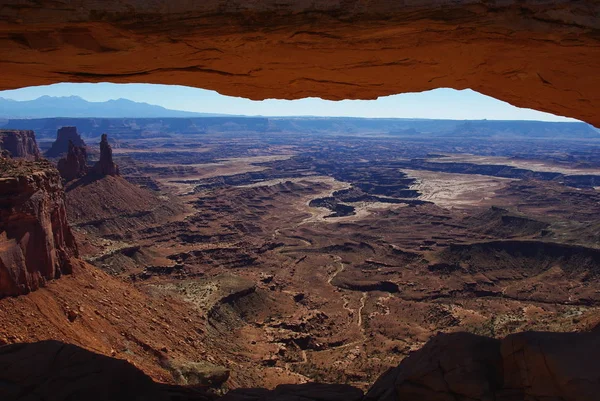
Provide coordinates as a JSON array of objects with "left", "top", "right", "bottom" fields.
[
  {"left": 46, "top": 126, "right": 86, "bottom": 158},
  {"left": 0, "top": 1, "right": 599, "bottom": 125},
  {"left": 0, "top": 159, "right": 78, "bottom": 297},
  {"left": 57, "top": 140, "right": 88, "bottom": 181},
  {"left": 0, "top": 130, "right": 40, "bottom": 160},
  {"left": 92, "top": 134, "right": 119, "bottom": 176}
]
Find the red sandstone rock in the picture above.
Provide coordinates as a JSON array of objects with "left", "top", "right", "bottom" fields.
[
  {"left": 0, "top": 2, "right": 598, "bottom": 125},
  {"left": 0, "top": 130, "right": 40, "bottom": 160},
  {"left": 92, "top": 134, "right": 119, "bottom": 176},
  {"left": 46, "top": 126, "right": 86, "bottom": 158},
  {"left": 0, "top": 159, "right": 78, "bottom": 297},
  {"left": 57, "top": 140, "right": 88, "bottom": 181}
]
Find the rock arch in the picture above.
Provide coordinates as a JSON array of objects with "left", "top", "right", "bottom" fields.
[{"left": 0, "top": 1, "right": 598, "bottom": 124}]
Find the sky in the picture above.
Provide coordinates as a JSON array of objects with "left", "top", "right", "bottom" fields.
[{"left": 0, "top": 82, "right": 578, "bottom": 122}]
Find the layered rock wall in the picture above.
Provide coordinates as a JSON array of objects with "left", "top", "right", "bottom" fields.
[
  {"left": 0, "top": 130, "right": 40, "bottom": 160},
  {"left": 0, "top": 159, "right": 78, "bottom": 297}
]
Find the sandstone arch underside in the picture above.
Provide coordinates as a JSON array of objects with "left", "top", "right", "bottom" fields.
[{"left": 0, "top": 0, "right": 598, "bottom": 125}]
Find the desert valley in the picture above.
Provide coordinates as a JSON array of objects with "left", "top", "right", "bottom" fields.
[{"left": 2, "top": 113, "right": 600, "bottom": 400}]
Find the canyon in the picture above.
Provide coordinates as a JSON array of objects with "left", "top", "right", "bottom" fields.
[{"left": 2, "top": 120, "right": 600, "bottom": 400}]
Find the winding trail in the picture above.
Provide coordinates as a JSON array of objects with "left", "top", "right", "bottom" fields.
[
  {"left": 328, "top": 256, "right": 346, "bottom": 285},
  {"left": 357, "top": 293, "right": 367, "bottom": 330}
]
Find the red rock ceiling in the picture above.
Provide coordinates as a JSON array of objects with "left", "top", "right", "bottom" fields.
[{"left": 0, "top": 1, "right": 598, "bottom": 125}]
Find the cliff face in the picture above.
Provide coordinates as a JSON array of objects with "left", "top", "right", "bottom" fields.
[
  {"left": 46, "top": 126, "right": 86, "bottom": 158},
  {"left": 0, "top": 130, "right": 40, "bottom": 160},
  {"left": 0, "top": 159, "right": 78, "bottom": 297}
]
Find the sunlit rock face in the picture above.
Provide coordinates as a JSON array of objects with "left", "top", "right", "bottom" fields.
[{"left": 0, "top": 1, "right": 598, "bottom": 125}]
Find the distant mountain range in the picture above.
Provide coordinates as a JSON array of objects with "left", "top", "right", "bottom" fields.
[
  {"left": 0, "top": 96, "right": 597, "bottom": 140},
  {"left": 0, "top": 96, "right": 230, "bottom": 118}
]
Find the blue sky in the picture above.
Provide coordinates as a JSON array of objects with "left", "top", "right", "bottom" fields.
[{"left": 0, "top": 83, "right": 577, "bottom": 122}]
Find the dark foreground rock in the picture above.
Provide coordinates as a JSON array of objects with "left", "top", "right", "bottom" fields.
[
  {"left": 0, "top": 340, "right": 214, "bottom": 401},
  {"left": 1, "top": 329, "right": 598, "bottom": 401},
  {"left": 221, "top": 383, "right": 364, "bottom": 401},
  {"left": 365, "top": 330, "right": 600, "bottom": 401}
]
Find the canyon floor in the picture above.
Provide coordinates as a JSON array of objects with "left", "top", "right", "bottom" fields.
[{"left": 3, "top": 128, "right": 600, "bottom": 394}]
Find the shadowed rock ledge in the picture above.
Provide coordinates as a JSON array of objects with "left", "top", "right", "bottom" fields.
[
  {"left": 1, "top": 329, "right": 598, "bottom": 401},
  {"left": 0, "top": 340, "right": 214, "bottom": 401},
  {"left": 364, "top": 330, "right": 600, "bottom": 401}
]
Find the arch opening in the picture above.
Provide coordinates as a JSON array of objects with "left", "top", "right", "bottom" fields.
[
  {"left": 1, "top": 82, "right": 600, "bottom": 396},
  {"left": 1, "top": 1, "right": 600, "bottom": 399}
]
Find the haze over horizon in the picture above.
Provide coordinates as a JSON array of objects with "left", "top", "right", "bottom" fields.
[{"left": 0, "top": 83, "right": 579, "bottom": 122}]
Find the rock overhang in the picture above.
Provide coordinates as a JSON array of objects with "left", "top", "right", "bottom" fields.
[{"left": 0, "top": 0, "right": 599, "bottom": 124}]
